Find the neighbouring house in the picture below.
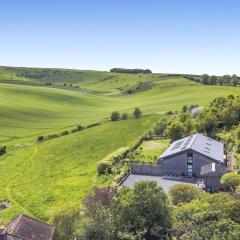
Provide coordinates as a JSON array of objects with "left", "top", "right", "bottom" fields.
[
  {"left": 0, "top": 214, "right": 54, "bottom": 240},
  {"left": 128, "top": 134, "right": 228, "bottom": 192}
]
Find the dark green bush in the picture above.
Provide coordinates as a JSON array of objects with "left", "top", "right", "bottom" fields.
[
  {"left": 37, "top": 136, "right": 45, "bottom": 142},
  {"left": 221, "top": 172, "right": 240, "bottom": 191},
  {"left": 86, "top": 122, "right": 101, "bottom": 128},
  {"left": 111, "top": 112, "right": 120, "bottom": 121},
  {"left": 61, "top": 131, "right": 69, "bottom": 136},
  {"left": 121, "top": 113, "right": 129, "bottom": 120},
  {"left": 97, "top": 161, "right": 112, "bottom": 175},
  {"left": 0, "top": 145, "right": 7, "bottom": 155}
]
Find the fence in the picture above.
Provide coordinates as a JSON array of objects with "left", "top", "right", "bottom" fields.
[{"left": 131, "top": 163, "right": 163, "bottom": 176}]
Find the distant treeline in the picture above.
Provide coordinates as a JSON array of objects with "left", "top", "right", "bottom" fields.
[
  {"left": 199, "top": 74, "right": 240, "bottom": 86},
  {"left": 110, "top": 68, "right": 152, "bottom": 74},
  {"left": 16, "top": 71, "right": 50, "bottom": 79}
]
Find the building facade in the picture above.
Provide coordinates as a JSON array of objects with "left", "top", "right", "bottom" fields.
[{"left": 158, "top": 133, "right": 226, "bottom": 178}]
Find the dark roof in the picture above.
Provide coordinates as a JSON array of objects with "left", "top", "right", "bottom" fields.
[
  {"left": 5, "top": 215, "right": 54, "bottom": 240},
  {"left": 160, "top": 133, "right": 224, "bottom": 163}
]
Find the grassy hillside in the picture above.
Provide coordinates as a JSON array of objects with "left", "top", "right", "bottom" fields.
[
  {"left": 0, "top": 116, "right": 158, "bottom": 223},
  {"left": 1, "top": 66, "right": 240, "bottom": 223},
  {"left": 2, "top": 76, "right": 240, "bottom": 146}
]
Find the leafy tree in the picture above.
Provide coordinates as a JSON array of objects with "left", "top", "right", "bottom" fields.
[
  {"left": 133, "top": 107, "right": 142, "bottom": 118},
  {"left": 121, "top": 113, "right": 129, "bottom": 120},
  {"left": 80, "top": 187, "right": 116, "bottom": 240},
  {"left": 181, "top": 105, "right": 188, "bottom": 113},
  {"left": 154, "top": 119, "right": 168, "bottom": 136},
  {"left": 221, "top": 172, "right": 240, "bottom": 191},
  {"left": 209, "top": 75, "right": 217, "bottom": 85},
  {"left": 169, "top": 184, "right": 202, "bottom": 205},
  {"left": 178, "top": 219, "right": 240, "bottom": 240},
  {"left": 196, "top": 110, "right": 217, "bottom": 136},
  {"left": 173, "top": 192, "right": 240, "bottom": 239},
  {"left": 51, "top": 205, "right": 81, "bottom": 240},
  {"left": 166, "top": 120, "right": 185, "bottom": 140},
  {"left": 232, "top": 78, "right": 239, "bottom": 86},
  {"left": 111, "top": 111, "right": 120, "bottom": 121},
  {"left": 114, "top": 180, "right": 171, "bottom": 239},
  {"left": 201, "top": 74, "right": 209, "bottom": 85}
]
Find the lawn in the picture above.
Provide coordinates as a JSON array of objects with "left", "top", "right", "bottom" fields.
[{"left": 133, "top": 139, "right": 170, "bottom": 164}]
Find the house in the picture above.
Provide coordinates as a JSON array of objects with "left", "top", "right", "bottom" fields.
[
  {"left": 158, "top": 133, "right": 226, "bottom": 177},
  {"left": 0, "top": 214, "right": 54, "bottom": 240},
  {"left": 126, "top": 133, "right": 228, "bottom": 192},
  {"left": 158, "top": 133, "right": 227, "bottom": 191}
]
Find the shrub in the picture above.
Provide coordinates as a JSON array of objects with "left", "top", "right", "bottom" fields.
[
  {"left": 221, "top": 172, "right": 240, "bottom": 191},
  {"left": 61, "top": 130, "right": 69, "bottom": 136},
  {"left": 71, "top": 125, "right": 85, "bottom": 133},
  {"left": 133, "top": 107, "right": 142, "bottom": 118},
  {"left": 165, "top": 110, "right": 173, "bottom": 115},
  {"left": 86, "top": 122, "right": 101, "bottom": 128},
  {"left": 97, "top": 147, "right": 130, "bottom": 175},
  {"left": 111, "top": 112, "right": 120, "bottom": 121},
  {"left": 45, "top": 134, "right": 59, "bottom": 140},
  {"left": 37, "top": 136, "right": 45, "bottom": 142},
  {"left": 121, "top": 113, "right": 128, "bottom": 120},
  {"left": 169, "top": 184, "right": 202, "bottom": 205},
  {"left": 0, "top": 145, "right": 7, "bottom": 155},
  {"left": 235, "top": 184, "right": 240, "bottom": 194},
  {"left": 97, "top": 161, "right": 112, "bottom": 175}
]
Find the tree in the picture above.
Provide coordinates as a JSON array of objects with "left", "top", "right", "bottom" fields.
[
  {"left": 166, "top": 120, "right": 185, "bottom": 140},
  {"left": 178, "top": 219, "right": 240, "bottom": 240},
  {"left": 51, "top": 205, "right": 81, "bottom": 240},
  {"left": 111, "top": 111, "right": 120, "bottom": 121},
  {"left": 154, "top": 119, "right": 168, "bottom": 136},
  {"left": 209, "top": 75, "right": 217, "bottom": 85},
  {"left": 173, "top": 192, "right": 240, "bottom": 239},
  {"left": 133, "top": 107, "right": 142, "bottom": 118},
  {"left": 121, "top": 113, "right": 129, "bottom": 120},
  {"left": 201, "top": 74, "right": 209, "bottom": 85},
  {"left": 169, "top": 184, "right": 202, "bottom": 205},
  {"left": 182, "top": 105, "right": 188, "bottom": 113},
  {"left": 114, "top": 180, "right": 171, "bottom": 239},
  {"left": 221, "top": 172, "right": 240, "bottom": 191},
  {"left": 231, "top": 77, "right": 239, "bottom": 87},
  {"left": 80, "top": 187, "right": 116, "bottom": 240}
]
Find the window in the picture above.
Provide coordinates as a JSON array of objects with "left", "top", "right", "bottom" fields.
[
  {"left": 187, "top": 152, "right": 193, "bottom": 177},
  {"left": 187, "top": 152, "right": 193, "bottom": 164}
]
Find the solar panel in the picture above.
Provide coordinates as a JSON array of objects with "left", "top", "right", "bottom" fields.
[{"left": 171, "top": 141, "right": 184, "bottom": 150}]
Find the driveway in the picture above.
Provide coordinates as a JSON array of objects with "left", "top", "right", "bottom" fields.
[{"left": 121, "top": 174, "right": 197, "bottom": 192}]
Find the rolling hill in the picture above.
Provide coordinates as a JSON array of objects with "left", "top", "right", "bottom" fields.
[{"left": 1, "top": 66, "right": 240, "bottom": 223}]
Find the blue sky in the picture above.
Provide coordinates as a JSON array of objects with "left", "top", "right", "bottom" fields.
[{"left": 1, "top": 0, "right": 240, "bottom": 75}]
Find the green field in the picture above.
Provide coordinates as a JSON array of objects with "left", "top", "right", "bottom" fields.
[{"left": 1, "top": 66, "right": 240, "bottom": 223}]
